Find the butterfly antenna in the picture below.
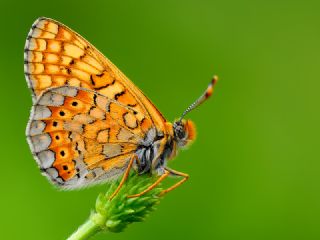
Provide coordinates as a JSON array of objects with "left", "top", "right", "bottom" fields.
[{"left": 179, "top": 75, "right": 218, "bottom": 121}]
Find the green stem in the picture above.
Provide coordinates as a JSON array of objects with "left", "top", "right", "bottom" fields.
[{"left": 67, "top": 213, "right": 105, "bottom": 240}]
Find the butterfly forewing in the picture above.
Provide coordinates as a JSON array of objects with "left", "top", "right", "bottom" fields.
[{"left": 24, "top": 17, "right": 166, "bottom": 132}]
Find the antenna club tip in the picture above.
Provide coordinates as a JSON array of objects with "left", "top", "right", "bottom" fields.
[
  {"left": 180, "top": 74, "right": 218, "bottom": 118},
  {"left": 212, "top": 75, "right": 219, "bottom": 84},
  {"left": 205, "top": 75, "right": 218, "bottom": 98}
]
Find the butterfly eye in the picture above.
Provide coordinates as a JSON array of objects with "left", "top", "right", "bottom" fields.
[
  {"left": 173, "top": 122, "right": 186, "bottom": 140},
  {"left": 177, "top": 127, "right": 185, "bottom": 139}
]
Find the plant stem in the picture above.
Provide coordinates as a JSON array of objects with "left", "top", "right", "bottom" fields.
[{"left": 67, "top": 213, "right": 105, "bottom": 240}]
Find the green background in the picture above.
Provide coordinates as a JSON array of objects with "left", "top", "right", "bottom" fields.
[{"left": 1, "top": 0, "right": 320, "bottom": 239}]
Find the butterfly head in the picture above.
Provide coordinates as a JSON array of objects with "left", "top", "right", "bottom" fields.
[
  {"left": 173, "top": 119, "right": 196, "bottom": 147},
  {"left": 173, "top": 75, "right": 218, "bottom": 147}
]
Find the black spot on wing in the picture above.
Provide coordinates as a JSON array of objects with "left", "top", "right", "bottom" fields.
[
  {"left": 96, "top": 72, "right": 104, "bottom": 77},
  {"left": 114, "top": 90, "right": 125, "bottom": 100},
  {"left": 90, "top": 75, "right": 95, "bottom": 85},
  {"left": 95, "top": 79, "right": 115, "bottom": 90},
  {"left": 93, "top": 94, "right": 97, "bottom": 105}
]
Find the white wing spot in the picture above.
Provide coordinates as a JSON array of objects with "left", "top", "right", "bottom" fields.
[
  {"left": 52, "top": 86, "right": 78, "bottom": 97},
  {"left": 33, "top": 106, "right": 52, "bottom": 119},
  {"left": 30, "top": 133, "right": 51, "bottom": 152},
  {"left": 37, "top": 150, "right": 55, "bottom": 168},
  {"left": 45, "top": 167, "right": 59, "bottom": 178},
  {"left": 28, "top": 120, "right": 46, "bottom": 136},
  {"left": 39, "top": 92, "right": 65, "bottom": 106}
]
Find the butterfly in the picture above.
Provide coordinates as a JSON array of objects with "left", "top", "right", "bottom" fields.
[{"left": 24, "top": 17, "right": 218, "bottom": 199}]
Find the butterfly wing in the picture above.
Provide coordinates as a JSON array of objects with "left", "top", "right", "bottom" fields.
[
  {"left": 24, "top": 17, "right": 166, "bottom": 132},
  {"left": 27, "top": 86, "right": 148, "bottom": 188}
]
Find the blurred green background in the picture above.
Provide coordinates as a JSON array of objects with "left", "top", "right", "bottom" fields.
[{"left": 1, "top": 0, "right": 320, "bottom": 239}]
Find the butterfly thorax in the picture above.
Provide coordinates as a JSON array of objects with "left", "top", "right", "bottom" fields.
[
  {"left": 135, "top": 126, "right": 174, "bottom": 175},
  {"left": 134, "top": 120, "right": 195, "bottom": 176}
]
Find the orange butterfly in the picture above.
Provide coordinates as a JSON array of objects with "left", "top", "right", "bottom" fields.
[{"left": 24, "top": 17, "right": 217, "bottom": 199}]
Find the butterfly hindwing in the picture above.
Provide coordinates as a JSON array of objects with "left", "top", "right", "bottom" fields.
[{"left": 27, "top": 86, "right": 147, "bottom": 188}]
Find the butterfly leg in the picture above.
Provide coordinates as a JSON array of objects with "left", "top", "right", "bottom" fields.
[
  {"left": 109, "top": 155, "right": 137, "bottom": 200},
  {"left": 159, "top": 168, "right": 189, "bottom": 196},
  {"left": 127, "top": 170, "right": 170, "bottom": 198}
]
